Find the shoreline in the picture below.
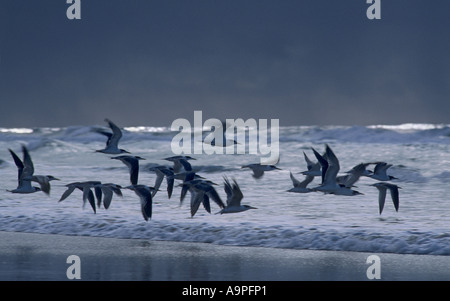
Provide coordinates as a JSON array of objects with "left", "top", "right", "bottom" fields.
[{"left": 0, "top": 231, "right": 449, "bottom": 281}]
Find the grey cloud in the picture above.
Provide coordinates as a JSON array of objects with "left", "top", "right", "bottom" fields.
[{"left": 1, "top": 0, "right": 449, "bottom": 127}]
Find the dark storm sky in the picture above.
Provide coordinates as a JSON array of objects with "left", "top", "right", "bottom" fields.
[{"left": 1, "top": 0, "right": 449, "bottom": 127}]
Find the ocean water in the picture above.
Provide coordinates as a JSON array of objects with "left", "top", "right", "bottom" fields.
[{"left": 0, "top": 123, "right": 449, "bottom": 255}]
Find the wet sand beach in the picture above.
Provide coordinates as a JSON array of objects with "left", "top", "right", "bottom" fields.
[{"left": 0, "top": 231, "right": 449, "bottom": 281}]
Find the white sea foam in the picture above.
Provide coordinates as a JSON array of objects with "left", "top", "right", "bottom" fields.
[{"left": 0, "top": 128, "right": 34, "bottom": 134}]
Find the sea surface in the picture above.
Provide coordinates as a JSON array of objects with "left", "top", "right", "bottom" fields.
[{"left": 0, "top": 123, "right": 449, "bottom": 255}]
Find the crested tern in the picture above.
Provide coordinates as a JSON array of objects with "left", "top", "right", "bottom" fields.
[
  {"left": 241, "top": 163, "right": 281, "bottom": 179},
  {"left": 312, "top": 144, "right": 363, "bottom": 196},
  {"left": 125, "top": 184, "right": 157, "bottom": 221},
  {"left": 164, "top": 155, "right": 196, "bottom": 173},
  {"left": 24, "top": 175, "right": 60, "bottom": 195},
  {"left": 95, "top": 183, "right": 123, "bottom": 209},
  {"left": 111, "top": 155, "right": 145, "bottom": 185},
  {"left": 287, "top": 172, "right": 314, "bottom": 193},
  {"left": 148, "top": 165, "right": 175, "bottom": 199},
  {"left": 300, "top": 151, "right": 321, "bottom": 177},
  {"left": 8, "top": 146, "right": 58, "bottom": 194},
  {"left": 95, "top": 119, "right": 130, "bottom": 154},
  {"left": 367, "top": 162, "right": 398, "bottom": 181},
  {"left": 58, "top": 181, "right": 102, "bottom": 213},
  {"left": 170, "top": 157, "right": 207, "bottom": 202},
  {"left": 178, "top": 170, "right": 197, "bottom": 203},
  {"left": 179, "top": 177, "right": 217, "bottom": 204},
  {"left": 181, "top": 180, "right": 225, "bottom": 217},
  {"left": 370, "top": 182, "right": 401, "bottom": 214},
  {"left": 217, "top": 177, "right": 256, "bottom": 214},
  {"left": 336, "top": 163, "right": 370, "bottom": 188}
]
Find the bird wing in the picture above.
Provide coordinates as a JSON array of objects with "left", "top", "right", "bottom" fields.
[
  {"left": 104, "top": 119, "right": 123, "bottom": 149},
  {"left": 202, "top": 194, "right": 211, "bottom": 213},
  {"left": 291, "top": 172, "right": 313, "bottom": 188},
  {"left": 205, "top": 185, "right": 225, "bottom": 209},
  {"left": 386, "top": 184, "right": 400, "bottom": 212},
  {"left": 94, "top": 185, "right": 103, "bottom": 207},
  {"left": 303, "top": 151, "right": 316, "bottom": 171},
  {"left": 153, "top": 170, "right": 165, "bottom": 197},
  {"left": 114, "top": 156, "right": 140, "bottom": 185},
  {"left": 101, "top": 186, "right": 114, "bottom": 209},
  {"left": 252, "top": 169, "right": 265, "bottom": 178},
  {"left": 312, "top": 147, "right": 328, "bottom": 184},
  {"left": 9, "top": 149, "right": 24, "bottom": 186},
  {"left": 248, "top": 165, "right": 265, "bottom": 178},
  {"left": 108, "top": 184, "right": 123, "bottom": 197},
  {"left": 190, "top": 189, "right": 204, "bottom": 217},
  {"left": 373, "top": 162, "right": 388, "bottom": 176},
  {"left": 180, "top": 182, "right": 191, "bottom": 204},
  {"left": 95, "top": 129, "right": 113, "bottom": 146},
  {"left": 166, "top": 176, "right": 174, "bottom": 199},
  {"left": 290, "top": 172, "right": 302, "bottom": 188},
  {"left": 376, "top": 185, "right": 387, "bottom": 214},
  {"left": 227, "top": 179, "right": 243, "bottom": 207},
  {"left": 323, "top": 144, "right": 340, "bottom": 186},
  {"left": 153, "top": 170, "right": 164, "bottom": 190},
  {"left": 32, "top": 175, "right": 51, "bottom": 195},
  {"left": 341, "top": 164, "right": 365, "bottom": 187},
  {"left": 21, "top": 145, "right": 35, "bottom": 179},
  {"left": 344, "top": 174, "right": 359, "bottom": 188},
  {"left": 135, "top": 187, "right": 152, "bottom": 221},
  {"left": 223, "top": 177, "right": 233, "bottom": 205},
  {"left": 178, "top": 158, "right": 193, "bottom": 171},
  {"left": 59, "top": 185, "right": 77, "bottom": 202},
  {"left": 82, "top": 187, "right": 97, "bottom": 214},
  {"left": 299, "top": 175, "right": 314, "bottom": 188},
  {"left": 179, "top": 172, "right": 197, "bottom": 203},
  {"left": 172, "top": 160, "right": 183, "bottom": 173},
  {"left": 128, "top": 159, "right": 140, "bottom": 185}
]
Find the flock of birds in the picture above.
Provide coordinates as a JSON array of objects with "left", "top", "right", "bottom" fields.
[
  {"left": 241, "top": 143, "right": 400, "bottom": 215},
  {"left": 5, "top": 119, "right": 401, "bottom": 221},
  {"left": 285, "top": 145, "right": 400, "bottom": 214}
]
